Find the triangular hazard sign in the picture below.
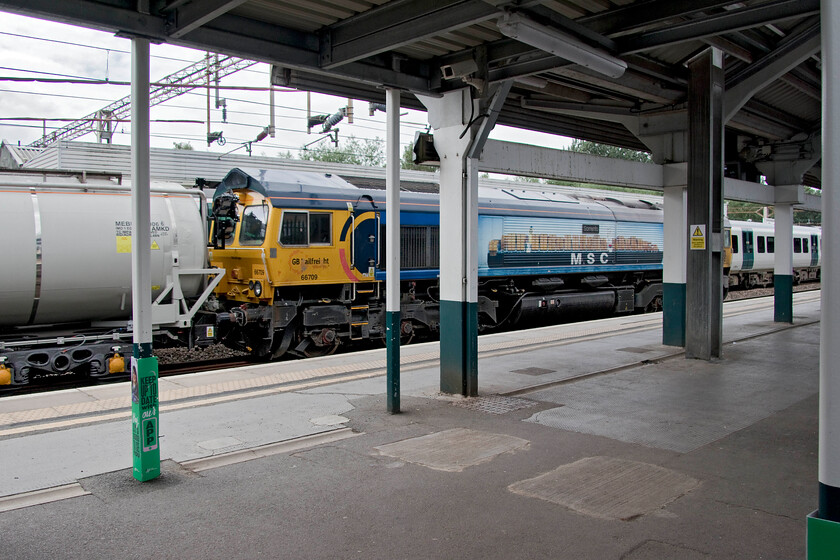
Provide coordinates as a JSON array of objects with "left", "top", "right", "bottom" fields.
[
  {"left": 151, "top": 241, "right": 161, "bottom": 250},
  {"left": 693, "top": 227, "right": 703, "bottom": 237}
]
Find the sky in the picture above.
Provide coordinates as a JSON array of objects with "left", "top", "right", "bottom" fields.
[{"left": 0, "top": 12, "right": 572, "bottom": 161}]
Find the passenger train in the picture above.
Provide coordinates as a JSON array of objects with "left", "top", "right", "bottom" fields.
[
  {"left": 0, "top": 167, "right": 820, "bottom": 388},
  {"left": 728, "top": 220, "right": 821, "bottom": 288}
]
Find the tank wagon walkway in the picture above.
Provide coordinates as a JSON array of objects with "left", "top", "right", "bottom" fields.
[{"left": 0, "top": 292, "right": 821, "bottom": 559}]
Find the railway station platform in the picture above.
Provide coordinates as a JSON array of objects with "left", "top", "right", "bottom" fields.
[{"left": 0, "top": 291, "right": 821, "bottom": 559}]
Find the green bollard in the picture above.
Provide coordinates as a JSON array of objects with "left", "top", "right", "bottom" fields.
[{"left": 132, "top": 356, "right": 161, "bottom": 481}]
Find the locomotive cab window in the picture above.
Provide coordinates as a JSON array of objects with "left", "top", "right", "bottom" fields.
[
  {"left": 731, "top": 235, "right": 739, "bottom": 253},
  {"left": 279, "top": 211, "right": 332, "bottom": 246},
  {"left": 239, "top": 205, "right": 268, "bottom": 246},
  {"left": 309, "top": 212, "right": 332, "bottom": 245}
]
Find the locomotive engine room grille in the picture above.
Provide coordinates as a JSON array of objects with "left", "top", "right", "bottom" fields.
[{"left": 381, "top": 225, "right": 440, "bottom": 270}]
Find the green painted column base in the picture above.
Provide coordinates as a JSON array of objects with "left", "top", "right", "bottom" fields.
[
  {"left": 386, "top": 310, "right": 400, "bottom": 413},
  {"left": 775, "top": 274, "right": 793, "bottom": 323},
  {"left": 663, "top": 282, "right": 686, "bottom": 347},
  {"left": 131, "top": 355, "right": 160, "bottom": 482},
  {"left": 440, "top": 300, "right": 478, "bottom": 396},
  {"left": 808, "top": 511, "right": 840, "bottom": 559}
]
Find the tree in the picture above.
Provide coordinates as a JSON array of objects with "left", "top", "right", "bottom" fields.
[
  {"left": 299, "top": 135, "right": 384, "bottom": 167},
  {"left": 569, "top": 139, "right": 651, "bottom": 162},
  {"left": 173, "top": 141, "right": 193, "bottom": 150},
  {"left": 401, "top": 143, "right": 436, "bottom": 171}
]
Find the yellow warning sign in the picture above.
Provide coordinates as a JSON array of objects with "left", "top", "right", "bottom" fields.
[
  {"left": 690, "top": 224, "right": 706, "bottom": 250},
  {"left": 116, "top": 238, "right": 162, "bottom": 252},
  {"left": 116, "top": 236, "right": 132, "bottom": 254}
]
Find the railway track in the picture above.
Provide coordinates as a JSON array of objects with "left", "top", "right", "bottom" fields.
[{"left": 1, "top": 284, "right": 821, "bottom": 397}]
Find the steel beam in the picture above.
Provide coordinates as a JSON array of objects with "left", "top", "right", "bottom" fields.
[
  {"left": 818, "top": 0, "right": 840, "bottom": 532},
  {"left": 773, "top": 198, "right": 794, "bottom": 323},
  {"left": 578, "top": 0, "right": 740, "bottom": 36},
  {"left": 478, "top": 139, "right": 662, "bottom": 188},
  {"left": 663, "top": 183, "right": 687, "bottom": 347},
  {"left": 0, "top": 0, "right": 432, "bottom": 93},
  {"left": 322, "top": 0, "right": 498, "bottom": 69},
  {"left": 685, "top": 48, "right": 724, "bottom": 361},
  {"left": 724, "top": 24, "right": 821, "bottom": 122},
  {"left": 385, "top": 88, "right": 400, "bottom": 413},
  {"left": 130, "top": 36, "right": 160, "bottom": 483},
  {"left": 617, "top": 0, "right": 820, "bottom": 54},
  {"left": 166, "top": 0, "right": 247, "bottom": 38}
]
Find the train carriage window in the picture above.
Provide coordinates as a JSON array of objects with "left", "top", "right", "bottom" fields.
[
  {"left": 239, "top": 205, "right": 268, "bottom": 246},
  {"left": 280, "top": 211, "right": 308, "bottom": 246},
  {"left": 794, "top": 238, "right": 802, "bottom": 253},
  {"left": 767, "top": 236, "right": 775, "bottom": 253},
  {"left": 731, "top": 235, "right": 739, "bottom": 253},
  {"left": 803, "top": 238, "right": 809, "bottom": 253},
  {"left": 757, "top": 236, "right": 765, "bottom": 253},
  {"left": 309, "top": 212, "right": 331, "bottom": 245}
]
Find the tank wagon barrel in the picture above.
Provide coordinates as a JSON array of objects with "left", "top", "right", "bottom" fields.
[{"left": 0, "top": 170, "right": 221, "bottom": 386}]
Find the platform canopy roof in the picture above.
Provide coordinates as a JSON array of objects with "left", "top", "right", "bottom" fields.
[{"left": 0, "top": 0, "right": 823, "bottom": 187}]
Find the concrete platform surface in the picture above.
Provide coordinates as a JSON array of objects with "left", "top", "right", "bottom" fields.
[{"left": 0, "top": 292, "right": 821, "bottom": 559}]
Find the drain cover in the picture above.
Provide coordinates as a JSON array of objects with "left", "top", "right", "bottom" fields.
[
  {"left": 452, "top": 395, "right": 538, "bottom": 414},
  {"left": 512, "top": 367, "right": 556, "bottom": 376},
  {"left": 617, "top": 347, "right": 654, "bottom": 354}
]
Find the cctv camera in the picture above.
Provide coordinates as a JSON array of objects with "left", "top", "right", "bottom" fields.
[{"left": 440, "top": 59, "right": 478, "bottom": 80}]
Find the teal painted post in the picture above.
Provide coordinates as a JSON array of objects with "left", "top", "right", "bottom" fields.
[
  {"left": 439, "top": 301, "right": 478, "bottom": 396},
  {"left": 465, "top": 302, "right": 478, "bottom": 397},
  {"left": 386, "top": 311, "right": 400, "bottom": 412},
  {"left": 440, "top": 300, "right": 465, "bottom": 395},
  {"left": 663, "top": 282, "right": 686, "bottom": 347},
  {"left": 775, "top": 274, "right": 793, "bottom": 323},
  {"left": 808, "top": 512, "right": 840, "bottom": 559},
  {"left": 131, "top": 352, "right": 160, "bottom": 482}
]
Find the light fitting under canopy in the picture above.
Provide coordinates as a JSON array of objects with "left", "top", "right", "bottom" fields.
[{"left": 497, "top": 12, "right": 627, "bottom": 79}]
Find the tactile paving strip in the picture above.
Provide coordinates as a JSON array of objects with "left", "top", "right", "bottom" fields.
[{"left": 451, "top": 395, "right": 538, "bottom": 415}]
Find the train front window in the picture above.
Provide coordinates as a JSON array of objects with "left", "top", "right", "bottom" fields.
[
  {"left": 239, "top": 205, "right": 268, "bottom": 246},
  {"left": 309, "top": 212, "right": 331, "bottom": 245},
  {"left": 731, "top": 235, "right": 739, "bottom": 253},
  {"left": 280, "top": 211, "right": 308, "bottom": 246}
]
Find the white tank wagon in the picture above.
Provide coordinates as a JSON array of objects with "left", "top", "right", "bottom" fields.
[{"left": 0, "top": 170, "right": 223, "bottom": 385}]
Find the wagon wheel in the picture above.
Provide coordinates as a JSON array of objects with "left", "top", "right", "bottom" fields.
[
  {"left": 303, "top": 342, "right": 340, "bottom": 358},
  {"left": 646, "top": 295, "right": 663, "bottom": 313}
]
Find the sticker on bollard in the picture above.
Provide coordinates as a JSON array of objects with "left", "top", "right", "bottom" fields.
[{"left": 132, "top": 356, "right": 161, "bottom": 481}]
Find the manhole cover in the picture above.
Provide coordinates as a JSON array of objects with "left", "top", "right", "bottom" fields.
[
  {"left": 375, "top": 428, "right": 530, "bottom": 472},
  {"left": 452, "top": 395, "right": 538, "bottom": 414},
  {"left": 512, "top": 367, "right": 556, "bottom": 376},
  {"left": 509, "top": 456, "right": 699, "bottom": 520}
]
